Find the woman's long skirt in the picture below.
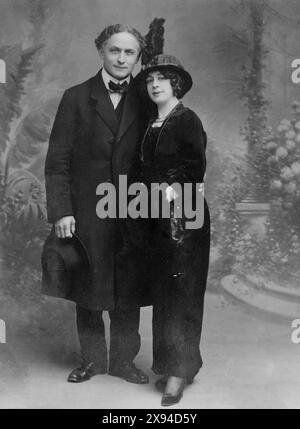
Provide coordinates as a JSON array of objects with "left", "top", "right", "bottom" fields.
[{"left": 151, "top": 201, "right": 210, "bottom": 381}]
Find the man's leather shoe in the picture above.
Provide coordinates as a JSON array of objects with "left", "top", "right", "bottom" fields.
[
  {"left": 67, "top": 362, "right": 105, "bottom": 383},
  {"left": 109, "top": 362, "right": 149, "bottom": 384},
  {"left": 161, "top": 378, "right": 186, "bottom": 407}
]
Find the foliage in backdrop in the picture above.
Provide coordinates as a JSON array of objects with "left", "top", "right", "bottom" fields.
[{"left": 1, "top": 0, "right": 300, "bottom": 311}]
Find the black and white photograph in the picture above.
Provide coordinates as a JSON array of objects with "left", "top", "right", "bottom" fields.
[{"left": 0, "top": 0, "right": 300, "bottom": 410}]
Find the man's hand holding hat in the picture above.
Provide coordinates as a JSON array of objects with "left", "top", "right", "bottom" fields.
[{"left": 55, "top": 216, "right": 76, "bottom": 238}]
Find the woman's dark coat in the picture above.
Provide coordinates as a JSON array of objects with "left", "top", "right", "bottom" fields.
[
  {"left": 138, "top": 103, "right": 210, "bottom": 379},
  {"left": 140, "top": 102, "right": 210, "bottom": 254},
  {"left": 43, "top": 70, "right": 150, "bottom": 311}
]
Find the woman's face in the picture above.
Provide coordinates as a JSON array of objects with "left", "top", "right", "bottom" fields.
[{"left": 146, "top": 70, "right": 175, "bottom": 105}]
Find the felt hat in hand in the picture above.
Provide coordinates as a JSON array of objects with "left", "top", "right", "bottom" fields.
[{"left": 41, "top": 228, "right": 91, "bottom": 301}]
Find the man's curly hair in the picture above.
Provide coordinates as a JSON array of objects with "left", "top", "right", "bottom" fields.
[{"left": 94, "top": 24, "right": 145, "bottom": 57}]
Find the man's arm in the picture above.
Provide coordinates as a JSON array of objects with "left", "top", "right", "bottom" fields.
[{"left": 45, "top": 89, "right": 76, "bottom": 233}]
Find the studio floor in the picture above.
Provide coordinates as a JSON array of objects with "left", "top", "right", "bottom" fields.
[{"left": 0, "top": 292, "right": 300, "bottom": 409}]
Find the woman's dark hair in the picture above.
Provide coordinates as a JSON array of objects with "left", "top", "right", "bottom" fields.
[{"left": 158, "top": 69, "right": 184, "bottom": 98}]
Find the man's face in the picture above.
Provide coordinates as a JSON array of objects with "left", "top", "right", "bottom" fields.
[{"left": 100, "top": 32, "right": 140, "bottom": 80}]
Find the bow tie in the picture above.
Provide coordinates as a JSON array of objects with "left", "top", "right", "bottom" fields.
[{"left": 108, "top": 80, "right": 128, "bottom": 94}]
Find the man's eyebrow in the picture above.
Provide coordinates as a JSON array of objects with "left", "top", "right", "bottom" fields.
[{"left": 108, "top": 46, "right": 137, "bottom": 53}]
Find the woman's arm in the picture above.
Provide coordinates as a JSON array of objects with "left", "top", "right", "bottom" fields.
[{"left": 164, "top": 109, "right": 207, "bottom": 185}]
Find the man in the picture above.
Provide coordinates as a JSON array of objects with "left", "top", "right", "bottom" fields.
[{"left": 44, "top": 24, "right": 149, "bottom": 384}]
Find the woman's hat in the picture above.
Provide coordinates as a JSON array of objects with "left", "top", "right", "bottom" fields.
[{"left": 136, "top": 54, "right": 193, "bottom": 98}]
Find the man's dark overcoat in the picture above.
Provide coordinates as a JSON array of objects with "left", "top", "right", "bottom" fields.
[{"left": 44, "top": 70, "right": 150, "bottom": 310}]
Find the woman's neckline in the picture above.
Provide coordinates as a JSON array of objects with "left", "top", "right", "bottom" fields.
[{"left": 151, "top": 101, "right": 182, "bottom": 128}]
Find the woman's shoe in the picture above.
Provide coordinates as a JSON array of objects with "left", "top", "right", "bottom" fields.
[
  {"left": 156, "top": 375, "right": 193, "bottom": 392},
  {"left": 161, "top": 377, "right": 186, "bottom": 407},
  {"left": 155, "top": 375, "right": 168, "bottom": 392}
]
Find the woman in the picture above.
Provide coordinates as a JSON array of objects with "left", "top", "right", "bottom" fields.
[{"left": 136, "top": 54, "right": 210, "bottom": 406}]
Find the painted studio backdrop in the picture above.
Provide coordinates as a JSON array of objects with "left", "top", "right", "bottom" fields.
[{"left": 1, "top": 0, "right": 300, "bottom": 408}]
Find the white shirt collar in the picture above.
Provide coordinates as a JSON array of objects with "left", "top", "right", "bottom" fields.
[{"left": 101, "top": 67, "right": 131, "bottom": 90}]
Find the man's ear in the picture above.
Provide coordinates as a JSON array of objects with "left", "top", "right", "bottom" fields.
[
  {"left": 98, "top": 47, "right": 104, "bottom": 60},
  {"left": 135, "top": 52, "right": 141, "bottom": 65}
]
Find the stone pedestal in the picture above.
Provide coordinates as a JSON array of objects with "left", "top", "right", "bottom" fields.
[{"left": 235, "top": 194, "right": 270, "bottom": 237}]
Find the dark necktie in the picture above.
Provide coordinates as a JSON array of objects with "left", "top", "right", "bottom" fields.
[{"left": 108, "top": 80, "right": 128, "bottom": 94}]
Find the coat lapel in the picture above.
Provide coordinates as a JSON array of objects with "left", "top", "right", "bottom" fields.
[
  {"left": 90, "top": 70, "right": 119, "bottom": 134},
  {"left": 116, "top": 80, "right": 139, "bottom": 140}
]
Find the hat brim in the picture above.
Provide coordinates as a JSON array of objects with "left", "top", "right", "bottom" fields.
[
  {"left": 42, "top": 230, "right": 90, "bottom": 273},
  {"left": 135, "top": 64, "right": 193, "bottom": 99}
]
